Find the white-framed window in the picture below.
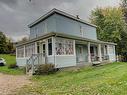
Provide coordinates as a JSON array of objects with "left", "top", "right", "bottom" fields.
[
  {"left": 55, "top": 38, "right": 74, "bottom": 55},
  {"left": 48, "top": 38, "right": 52, "bottom": 55},
  {"left": 109, "top": 45, "right": 114, "bottom": 54},
  {"left": 17, "top": 46, "right": 24, "bottom": 58},
  {"left": 25, "top": 43, "right": 35, "bottom": 57}
]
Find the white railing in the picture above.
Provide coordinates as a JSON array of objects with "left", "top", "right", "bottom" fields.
[
  {"left": 26, "top": 53, "right": 47, "bottom": 75},
  {"left": 91, "top": 55, "right": 109, "bottom": 62}
]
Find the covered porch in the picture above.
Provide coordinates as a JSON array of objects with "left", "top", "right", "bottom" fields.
[
  {"left": 75, "top": 40, "right": 110, "bottom": 66},
  {"left": 16, "top": 32, "right": 116, "bottom": 68}
]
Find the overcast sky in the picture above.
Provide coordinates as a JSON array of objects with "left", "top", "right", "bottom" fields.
[{"left": 0, "top": 0, "right": 120, "bottom": 41}]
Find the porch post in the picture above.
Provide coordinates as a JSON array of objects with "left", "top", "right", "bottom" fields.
[
  {"left": 104, "top": 45, "right": 106, "bottom": 56},
  {"left": 35, "top": 42, "right": 37, "bottom": 54},
  {"left": 88, "top": 42, "right": 91, "bottom": 62},
  {"left": 16, "top": 48, "right": 17, "bottom": 58},
  {"left": 98, "top": 44, "right": 102, "bottom": 61},
  {"left": 24, "top": 45, "right": 25, "bottom": 58}
]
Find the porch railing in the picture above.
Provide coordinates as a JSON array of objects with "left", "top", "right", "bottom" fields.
[
  {"left": 91, "top": 55, "right": 109, "bottom": 62},
  {"left": 26, "top": 53, "right": 47, "bottom": 75}
]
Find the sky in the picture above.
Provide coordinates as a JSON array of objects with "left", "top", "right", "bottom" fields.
[{"left": 0, "top": 0, "right": 120, "bottom": 41}]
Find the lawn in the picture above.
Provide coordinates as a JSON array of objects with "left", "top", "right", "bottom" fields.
[
  {"left": 18, "top": 62, "right": 127, "bottom": 95},
  {"left": 0, "top": 54, "right": 24, "bottom": 75}
]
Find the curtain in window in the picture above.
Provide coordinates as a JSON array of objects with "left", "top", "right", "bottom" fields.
[{"left": 55, "top": 38, "right": 74, "bottom": 55}]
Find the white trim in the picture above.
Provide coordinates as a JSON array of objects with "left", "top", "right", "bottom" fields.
[
  {"left": 35, "top": 42, "right": 37, "bottom": 54},
  {"left": 16, "top": 48, "right": 17, "bottom": 58},
  {"left": 98, "top": 44, "right": 102, "bottom": 61},
  {"left": 16, "top": 57, "right": 30, "bottom": 59},
  {"left": 55, "top": 37, "right": 75, "bottom": 56},
  {"left": 55, "top": 55, "right": 75, "bottom": 57},
  {"left": 24, "top": 45, "right": 25, "bottom": 58},
  {"left": 47, "top": 37, "right": 53, "bottom": 57},
  {"left": 73, "top": 40, "right": 76, "bottom": 56},
  {"left": 88, "top": 42, "right": 91, "bottom": 62}
]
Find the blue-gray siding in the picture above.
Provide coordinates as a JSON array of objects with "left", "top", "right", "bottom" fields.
[
  {"left": 30, "top": 15, "right": 56, "bottom": 39},
  {"left": 30, "top": 14, "right": 97, "bottom": 40}
]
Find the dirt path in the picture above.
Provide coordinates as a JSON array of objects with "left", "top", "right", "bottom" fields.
[{"left": 0, "top": 73, "right": 31, "bottom": 95}]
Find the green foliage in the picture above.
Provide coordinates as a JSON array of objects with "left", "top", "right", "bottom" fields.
[
  {"left": 8, "top": 64, "right": 17, "bottom": 69},
  {"left": 121, "top": 0, "right": 127, "bottom": 23},
  {"left": 90, "top": 7, "right": 127, "bottom": 54},
  {"left": 0, "top": 31, "right": 15, "bottom": 54},
  {"left": 0, "top": 32, "right": 7, "bottom": 53},
  {"left": 0, "top": 54, "right": 16, "bottom": 65},
  {"left": 17, "top": 62, "right": 127, "bottom": 95},
  {"left": 0, "top": 54, "right": 23, "bottom": 75},
  {"left": 35, "top": 64, "right": 56, "bottom": 75}
]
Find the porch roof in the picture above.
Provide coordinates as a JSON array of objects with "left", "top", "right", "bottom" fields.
[{"left": 16, "top": 32, "right": 117, "bottom": 47}]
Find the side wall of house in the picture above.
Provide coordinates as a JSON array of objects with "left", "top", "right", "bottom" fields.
[
  {"left": 55, "top": 14, "right": 97, "bottom": 40},
  {"left": 29, "top": 14, "right": 97, "bottom": 40},
  {"left": 16, "top": 58, "right": 29, "bottom": 66},
  {"left": 30, "top": 15, "right": 56, "bottom": 39},
  {"left": 53, "top": 37, "right": 77, "bottom": 68}
]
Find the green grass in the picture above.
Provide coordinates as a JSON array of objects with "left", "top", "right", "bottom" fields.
[
  {"left": 0, "top": 54, "right": 24, "bottom": 75},
  {"left": 18, "top": 62, "right": 127, "bottom": 95}
]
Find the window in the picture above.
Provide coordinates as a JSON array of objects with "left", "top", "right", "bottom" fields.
[
  {"left": 37, "top": 42, "right": 40, "bottom": 53},
  {"left": 80, "top": 25, "right": 83, "bottom": 36},
  {"left": 25, "top": 43, "right": 35, "bottom": 57},
  {"left": 55, "top": 38, "right": 74, "bottom": 55},
  {"left": 65, "top": 40, "right": 73, "bottom": 55},
  {"left": 34, "top": 27, "right": 39, "bottom": 38},
  {"left": 56, "top": 38, "right": 64, "bottom": 55},
  {"left": 17, "top": 46, "right": 24, "bottom": 58},
  {"left": 48, "top": 38, "right": 52, "bottom": 55},
  {"left": 43, "top": 44, "right": 46, "bottom": 54},
  {"left": 109, "top": 45, "right": 114, "bottom": 54}
]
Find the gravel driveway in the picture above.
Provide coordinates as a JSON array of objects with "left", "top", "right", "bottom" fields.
[{"left": 0, "top": 73, "right": 31, "bottom": 95}]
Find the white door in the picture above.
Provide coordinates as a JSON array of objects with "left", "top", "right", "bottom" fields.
[
  {"left": 76, "top": 46, "right": 83, "bottom": 63},
  {"left": 38, "top": 42, "right": 46, "bottom": 64}
]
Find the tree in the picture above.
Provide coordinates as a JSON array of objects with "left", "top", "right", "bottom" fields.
[
  {"left": 0, "top": 31, "right": 15, "bottom": 54},
  {"left": 121, "top": 0, "right": 127, "bottom": 23},
  {"left": 20, "top": 37, "right": 29, "bottom": 42},
  {"left": 0, "top": 32, "right": 7, "bottom": 53},
  {"left": 90, "top": 7, "right": 127, "bottom": 54}
]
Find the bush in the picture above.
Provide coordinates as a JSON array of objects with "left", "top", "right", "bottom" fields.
[
  {"left": 8, "top": 64, "right": 18, "bottom": 69},
  {"left": 35, "top": 64, "right": 57, "bottom": 75}
]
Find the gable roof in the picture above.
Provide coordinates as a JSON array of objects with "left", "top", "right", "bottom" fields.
[{"left": 28, "top": 8, "right": 97, "bottom": 28}]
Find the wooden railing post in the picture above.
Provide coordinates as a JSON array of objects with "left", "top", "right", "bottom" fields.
[
  {"left": 31, "top": 56, "right": 34, "bottom": 75},
  {"left": 26, "top": 60, "right": 28, "bottom": 74}
]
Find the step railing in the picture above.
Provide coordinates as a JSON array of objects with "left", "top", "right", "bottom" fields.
[{"left": 26, "top": 53, "right": 46, "bottom": 75}]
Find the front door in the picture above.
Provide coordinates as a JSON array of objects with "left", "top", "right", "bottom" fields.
[
  {"left": 37, "top": 42, "right": 46, "bottom": 64},
  {"left": 42, "top": 43, "right": 46, "bottom": 56},
  {"left": 76, "top": 46, "right": 84, "bottom": 63}
]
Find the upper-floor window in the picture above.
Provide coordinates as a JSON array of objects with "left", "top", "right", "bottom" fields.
[
  {"left": 80, "top": 25, "right": 83, "bottom": 37},
  {"left": 34, "top": 27, "right": 39, "bottom": 38}
]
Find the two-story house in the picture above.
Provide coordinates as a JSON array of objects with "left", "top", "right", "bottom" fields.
[{"left": 16, "top": 8, "right": 116, "bottom": 70}]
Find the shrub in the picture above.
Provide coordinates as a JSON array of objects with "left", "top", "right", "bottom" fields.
[
  {"left": 35, "top": 63, "right": 57, "bottom": 75},
  {"left": 8, "top": 64, "right": 18, "bottom": 69}
]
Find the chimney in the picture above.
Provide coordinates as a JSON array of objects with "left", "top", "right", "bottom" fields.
[{"left": 76, "top": 15, "right": 79, "bottom": 19}]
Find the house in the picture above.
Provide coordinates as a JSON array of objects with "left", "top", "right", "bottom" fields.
[{"left": 16, "top": 8, "right": 116, "bottom": 70}]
